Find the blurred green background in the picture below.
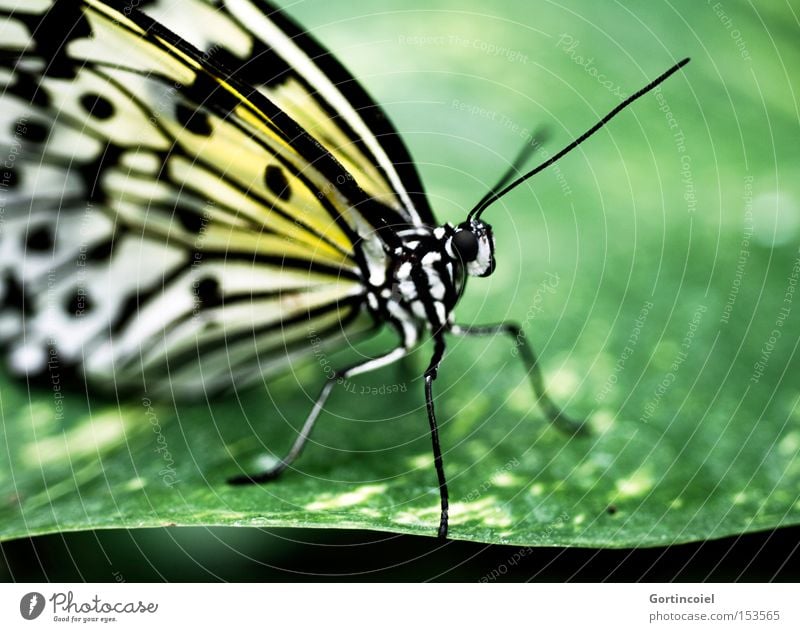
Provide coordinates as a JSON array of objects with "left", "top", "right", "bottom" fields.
[{"left": 2, "top": 0, "right": 799, "bottom": 579}]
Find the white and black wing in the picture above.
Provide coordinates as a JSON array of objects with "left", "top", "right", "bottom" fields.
[
  {"left": 0, "top": 0, "right": 397, "bottom": 396},
  {"left": 136, "top": 0, "right": 435, "bottom": 228}
]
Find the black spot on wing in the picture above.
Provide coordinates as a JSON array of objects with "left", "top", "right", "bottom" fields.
[
  {"left": 1, "top": 273, "right": 30, "bottom": 313},
  {"left": 80, "top": 93, "right": 115, "bottom": 120},
  {"left": 66, "top": 289, "right": 92, "bottom": 316},
  {"left": 175, "top": 206, "right": 207, "bottom": 233},
  {"left": 25, "top": 225, "right": 54, "bottom": 253},
  {"left": 16, "top": 119, "right": 49, "bottom": 144},
  {"left": 175, "top": 208, "right": 203, "bottom": 233},
  {"left": 175, "top": 103, "right": 212, "bottom": 136},
  {"left": 195, "top": 276, "right": 222, "bottom": 308},
  {"left": 85, "top": 239, "right": 114, "bottom": 263},
  {"left": 264, "top": 165, "right": 291, "bottom": 201},
  {"left": 2, "top": 167, "right": 20, "bottom": 190}
]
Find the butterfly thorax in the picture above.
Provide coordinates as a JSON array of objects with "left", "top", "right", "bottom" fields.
[
  {"left": 359, "top": 227, "right": 455, "bottom": 348},
  {"left": 364, "top": 219, "right": 496, "bottom": 349}
]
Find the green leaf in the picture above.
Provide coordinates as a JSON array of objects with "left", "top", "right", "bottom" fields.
[{"left": 1, "top": 0, "right": 798, "bottom": 546}]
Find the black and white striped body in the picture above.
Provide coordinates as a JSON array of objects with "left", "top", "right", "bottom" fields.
[
  {"left": 355, "top": 218, "right": 496, "bottom": 351},
  {"left": 368, "top": 228, "right": 460, "bottom": 350}
]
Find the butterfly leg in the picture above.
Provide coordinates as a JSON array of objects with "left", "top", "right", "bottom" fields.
[
  {"left": 450, "top": 323, "right": 585, "bottom": 435},
  {"left": 228, "top": 346, "right": 408, "bottom": 486},
  {"left": 424, "top": 334, "right": 450, "bottom": 539}
]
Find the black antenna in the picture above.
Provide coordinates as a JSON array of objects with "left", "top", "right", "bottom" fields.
[
  {"left": 468, "top": 57, "right": 690, "bottom": 221},
  {"left": 471, "top": 127, "right": 550, "bottom": 214}
]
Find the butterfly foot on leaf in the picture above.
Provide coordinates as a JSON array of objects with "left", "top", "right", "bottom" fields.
[{"left": 227, "top": 467, "right": 286, "bottom": 486}]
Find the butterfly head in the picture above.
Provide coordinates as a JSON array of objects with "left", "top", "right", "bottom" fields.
[{"left": 445, "top": 220, "right": 496, "bottom": 277}]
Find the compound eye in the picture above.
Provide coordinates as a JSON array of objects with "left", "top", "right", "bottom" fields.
[{"left": 453, "top": 229, "right": 479, "bottom": 262}]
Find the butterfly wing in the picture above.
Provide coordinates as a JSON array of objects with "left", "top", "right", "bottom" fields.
[
  {"left": 0, "top": 0, "right": 389, "bottom": 396},
  {"left": 137, "top": 0, "right": 435, "bottom": 228}
]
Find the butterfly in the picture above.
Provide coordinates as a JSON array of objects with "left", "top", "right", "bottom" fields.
[{"left": 0, "top": 0, "right": 688, "bottom": 538}]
